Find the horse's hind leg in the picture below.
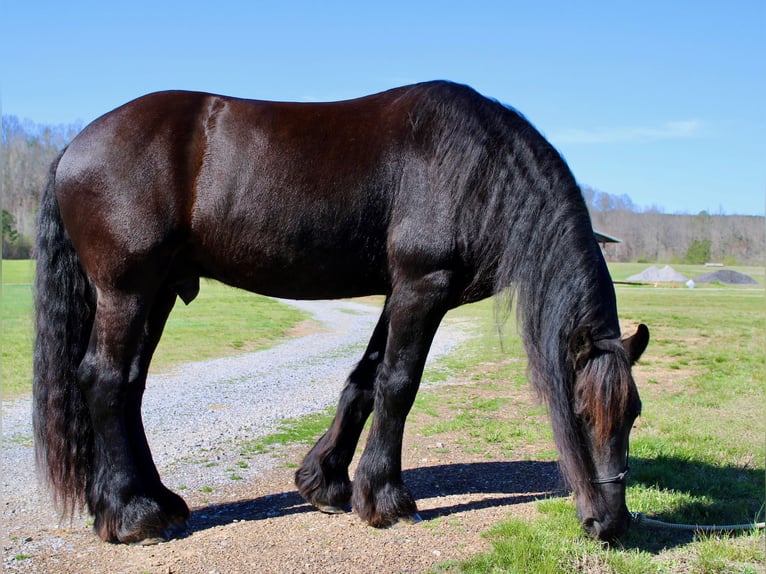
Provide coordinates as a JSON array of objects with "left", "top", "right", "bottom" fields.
[
  {"left": 123, "top": 287, "right": 190, "bottom": 539},
  {"left": 295, "top": 301, "right": 390, "bottom": 512},
  {"left": 79, "top": 287, "right": 188, "bottom": 543}
]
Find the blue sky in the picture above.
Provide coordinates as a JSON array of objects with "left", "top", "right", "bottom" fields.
[{"left": 2, "top": 1, "right": 763, "bottom": 215}]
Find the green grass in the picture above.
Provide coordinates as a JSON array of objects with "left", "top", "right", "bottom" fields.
[
  {"left": 238, "top": 409, "right": 335, "bottom": 457},
  {"left": 432, "top": 264, "right": 765, "bottom": 573},
  {"left": 1, "top": 260, "right": 35, "bottom": 397},
  {"left": 0, "top": 260, "right": 309, "bottom": 397},
  {"left": 438, "top": 499, "right": 764, "bottom": 574},
  {"left": 437, "top": 498, "right": 658, "bottom": 574}
]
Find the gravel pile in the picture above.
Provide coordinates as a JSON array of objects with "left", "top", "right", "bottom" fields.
[
  {"left": 693, "top": 269, "right": 758, "bottom": 285},
  {"left": 627, "top": 265, "right": 688, "bottom": 283}
]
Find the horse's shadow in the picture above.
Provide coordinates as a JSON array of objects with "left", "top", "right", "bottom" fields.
[
  {"left": 622, "top": 455, "right": 764, "bottom": 551},
  {"left": 189, "top": 455, "right": 764, "bottom": 553},
  {"left": 190, "top": 460, "right": 564, "bottom": 532}
]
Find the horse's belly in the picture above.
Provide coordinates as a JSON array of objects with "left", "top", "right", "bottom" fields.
[{"left": 193, "top": 226, "right": 391, "bottom": 300}]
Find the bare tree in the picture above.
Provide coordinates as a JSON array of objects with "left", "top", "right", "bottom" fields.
[{"left": 1, "top": 116, "right": 80, "bottom": 257}]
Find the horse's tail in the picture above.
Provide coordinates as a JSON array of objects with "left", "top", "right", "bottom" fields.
[{"left": 33, "top": 149, "right": 95, "bottom": 517}]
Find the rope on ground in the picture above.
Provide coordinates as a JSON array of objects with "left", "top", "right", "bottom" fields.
[{"left": 631, "top": 512, "right": 765, "bottom": 533}]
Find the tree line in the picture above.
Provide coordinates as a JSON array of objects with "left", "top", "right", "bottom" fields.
[
  {"left": 583, "top": 187, "right": 764, "bottom": 265},
  {"left": 2, "top": 115, "right": 81, "bottom": 258},
  {"left": 1, "top": 116, "right": 763, "bottom": 265}
]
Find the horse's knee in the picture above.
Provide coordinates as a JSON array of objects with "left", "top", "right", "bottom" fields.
[
  {"left": 77, "top": 361, "right": 127, "bottom": 413},
  {"left": 76, "top": 353, "right": 99, "bottom": 392},
  {"left": 377, "top": 370, "right": 420, "bottom": 414}
]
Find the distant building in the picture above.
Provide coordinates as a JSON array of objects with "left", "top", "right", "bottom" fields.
[{"left": 594, "top": 229, "right": 621, "bottom": 248}]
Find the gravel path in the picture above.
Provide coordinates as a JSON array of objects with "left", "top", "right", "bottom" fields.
[
  {"left": 2, "top": 298, "right": 475, "bottom": 569},
  {"left": 144, "top": 298, "right": 467, "bottom": 475}
]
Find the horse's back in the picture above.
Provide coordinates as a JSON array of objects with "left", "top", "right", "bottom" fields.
[{"left": 52, "top": 81, "right": 516, "bottom": 299}]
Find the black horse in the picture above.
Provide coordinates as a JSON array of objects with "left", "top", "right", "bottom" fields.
[{"left": 33, "top": 81, "right": 648, "bottom": 544}]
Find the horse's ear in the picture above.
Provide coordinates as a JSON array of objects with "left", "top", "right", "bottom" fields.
[
  {"left": 622, "top": 324, "right": 650, "bottom": 364},
  {"left": 568, "top": 325, "right": 594, "bottom": 371}
]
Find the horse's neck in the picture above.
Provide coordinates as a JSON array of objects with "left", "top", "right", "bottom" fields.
[{"left": 523, "top": 237, "right": 621, "bottom": 342}]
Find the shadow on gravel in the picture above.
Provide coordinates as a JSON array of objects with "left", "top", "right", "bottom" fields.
[
  {"left": 408, "top": 460, "right": 565, "bottom": 520},
  {"left": 190, "top": 460, "right": 565, "bottom": 533}
]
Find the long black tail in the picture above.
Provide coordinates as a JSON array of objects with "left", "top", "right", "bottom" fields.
[{"left": 33, "top": 149, "right": 96, "bottom": 517}]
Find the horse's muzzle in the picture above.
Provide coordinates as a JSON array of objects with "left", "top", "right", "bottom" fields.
[{"left": 581, "top": 508, "right": 632, "bottom": 541}]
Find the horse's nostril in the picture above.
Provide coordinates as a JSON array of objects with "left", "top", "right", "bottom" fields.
[
  {"left": 582, "top": 517, "right": 601, "bottom": 537},
  {"left": 584, "top": 516, "right": 631, "bottom": 542}
]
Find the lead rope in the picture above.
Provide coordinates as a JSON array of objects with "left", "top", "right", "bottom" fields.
[
  {"left": 630, "top": 512, "right": 765, "bottom": 532},
  {"left": 592, "top": 445, "right": 765, "bottom": 532},
  {"left": 625, "top": 453, "right": 765, "bottom": 532}
]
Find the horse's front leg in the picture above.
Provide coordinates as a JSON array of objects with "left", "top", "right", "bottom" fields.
[
  {"left": 296, "top": 301, "right": 390, "bottom": 512},
  {"left": 351, "top": 274, "right": 451, "bottom": 527}
]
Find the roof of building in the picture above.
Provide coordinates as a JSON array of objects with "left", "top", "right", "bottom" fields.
[{"left": 593, "top": 229, "right": 622, "bottom": 244}]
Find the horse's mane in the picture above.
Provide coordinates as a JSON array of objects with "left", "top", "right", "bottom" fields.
[
  {"left": 507, "top": 202, "right": 626, "bottom": 495},
  {"left": 409, "top": 81, "right": 628, "bottom": 492}
]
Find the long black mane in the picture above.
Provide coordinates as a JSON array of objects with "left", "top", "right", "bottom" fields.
[{"left": 405, "top": 83, "right": 622, "bottom": 489}]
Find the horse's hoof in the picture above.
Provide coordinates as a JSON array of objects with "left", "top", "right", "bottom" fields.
[{"left": 317, "top": 503, "right": 349, "bottom": 515}]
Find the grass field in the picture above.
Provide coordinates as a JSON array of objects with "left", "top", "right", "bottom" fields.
[
  {"left": 2, "top": 259, "right": 764, "bottom": 572},
  {"left": 607, "top": 262, "right": 766, "bottom": 283},
  {"left": 423, "top": 265, "right": 765, "bottom": 573}
]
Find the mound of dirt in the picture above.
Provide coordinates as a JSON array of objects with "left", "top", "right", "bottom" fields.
[
  {"left": 627, "top": 265, "right": 688, "bottom": 283},
  {"left": 694, "top": 269, "right": 758, "bottom": 285}
]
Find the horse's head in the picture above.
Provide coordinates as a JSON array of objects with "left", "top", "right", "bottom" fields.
[{"left": 567, "top": 323, "right": 649, "bottom": 541}]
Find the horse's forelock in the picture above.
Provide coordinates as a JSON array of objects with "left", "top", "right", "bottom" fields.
[{"left": 574, "top": 340, "right": 636, "bottom": 449}]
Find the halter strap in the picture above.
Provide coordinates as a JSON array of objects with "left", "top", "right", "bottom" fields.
[
  {"left": 590, "top": 466, "right": 630, "bottom": 485},
  {"left": 590, "top": 443, "right": 630, "bottom": 485}
]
